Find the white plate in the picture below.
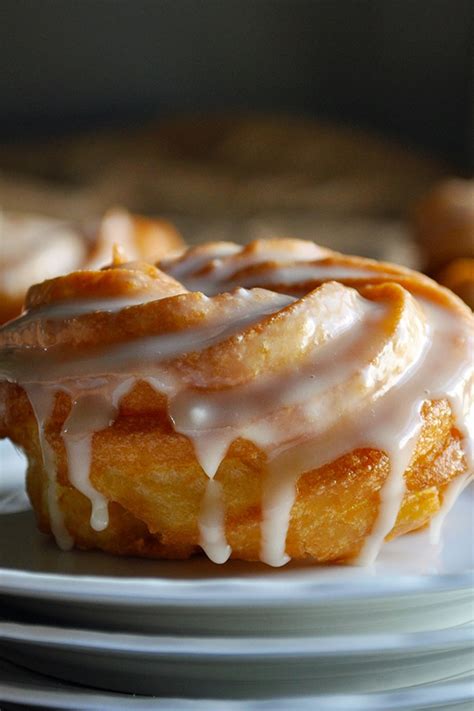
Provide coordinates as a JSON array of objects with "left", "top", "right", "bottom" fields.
[
  {"left": 1, "top": 618, "right": 473, "bottom": 696},
  {"left": 1, "top": 441, "right": 473, "bottom": 636},
  {"left": 0, "top": 659, "right": 473, "bottom": 711},
  {"left": 3, "top": 618, "right": 473, "bottom": 657}
]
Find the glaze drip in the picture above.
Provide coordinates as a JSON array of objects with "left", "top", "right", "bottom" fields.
[
  {"left": 24, "top": 385, "right": 73, "bottom": 550},
  {"left": 62, "top": 392, "right": 118, "bottom": 532},
  {"left": 198, "top": 479, "right": 232, "bottom": 564}
]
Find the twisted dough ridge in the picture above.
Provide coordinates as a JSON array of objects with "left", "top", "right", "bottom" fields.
[{"left": 0, "top": 238, "right": 472, "bottom": 565}]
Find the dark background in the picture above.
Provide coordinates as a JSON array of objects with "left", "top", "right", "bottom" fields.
[{"left": 0, "top": 0, "right": 473, "bottom": 170}]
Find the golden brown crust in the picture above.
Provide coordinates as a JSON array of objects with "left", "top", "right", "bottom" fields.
[{"left": 1, "top": 380, "right": 466, "bottom": 562}]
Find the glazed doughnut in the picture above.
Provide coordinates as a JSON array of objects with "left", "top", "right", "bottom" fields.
[
  {"left": 0, "top": 207, "right": 183, "bottom": 324},
  {"left": 413, "top": 179, "right": 474, "bottom": 310},
  {"left": 414, "top": 179, "right": 474, "bottom": 270},
  {"left": 437, "top": 259, "right": 474, "bottom": 311},
  {"left": 0, "top": 239, "right": 472, "bottom": 566}
]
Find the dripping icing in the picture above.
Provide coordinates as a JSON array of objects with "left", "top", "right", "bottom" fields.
[
  {"left": 61, "top": 392, "right": 118, "bottom": 532},
  {"left": 24, "top": 385, "right": 73, "bottom": 550},
  {"left": 198, "top": 479, "right": 232, "bottom": 564},
  {"left": 429, "top": 472, "right": 473, "bottom": 545}
]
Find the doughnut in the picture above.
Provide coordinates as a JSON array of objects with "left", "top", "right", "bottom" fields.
[
  {"left": 437, "top": 259, "right": 474, "bottom": 311},
  {"left": 0, "top": 207, "right": 183, "bottom": 324},
  {"left": 413, "top": 178, "right": 474, "bottom": 304},
  {"left": 0, "top": 238, "right": 472, "bottom": 566}
]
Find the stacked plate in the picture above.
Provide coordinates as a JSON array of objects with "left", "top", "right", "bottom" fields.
[{"left": 1, "top": 440, "right": 473, "bottom": 709}]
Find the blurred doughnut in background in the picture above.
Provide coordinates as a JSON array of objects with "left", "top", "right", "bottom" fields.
[
  {"left": 0, "top": 207, "right": 183, "bottom": 324},
  {"left": 413, "top": 179, "right": 474, "bottom": 308}
]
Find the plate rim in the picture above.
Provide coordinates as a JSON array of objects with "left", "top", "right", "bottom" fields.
[
  {"left": 1, "top": 618, "right": 473, "bottom": 658},
  {"left": 0, "top": 565, "right": 473, "bottom": 606},
  {"left": 0, "top": 658, "right": 473, "bottom": 710}
]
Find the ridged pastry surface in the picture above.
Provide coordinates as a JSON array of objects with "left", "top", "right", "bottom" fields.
[{"left": 0, "top": 238, "right": 472, "bottom": 565}]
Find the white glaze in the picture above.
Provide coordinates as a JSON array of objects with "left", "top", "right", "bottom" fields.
[
  {"left": 238, "top": 264, "right": 393, "bottom": 287},
  {"left": 429, "top": 472, "right": 473, "bottom": 545},
  {"left": 62, "top": 392, "right": 118, "bottom": 532},
  {"left": 182, "top": 265, "right": 390, "bottom": 296},
  {"left": 162, "top": 243, "right": 241, "bottom": 278},
  {"left": 162, "top": 240, "right": 331, "bottom": 296},
  {"left": 198, "top": 479, "right": 231, "bottom": 564},
  {"left": 3, "top": 295, "right": 163, "bottom": 331},
  {"left": 1, "top": 243, "right": 473, "bottom": 566},
  {"left": 23, "top": 385, "right": 73, "bottom": 551}
]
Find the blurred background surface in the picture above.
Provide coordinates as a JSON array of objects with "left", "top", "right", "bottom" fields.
[
  {"left": 1, "top": 0, "right": 472, "bottom": 168},
  {"left": 0, "top": 0, "right": 472, "bottom": 305}
]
